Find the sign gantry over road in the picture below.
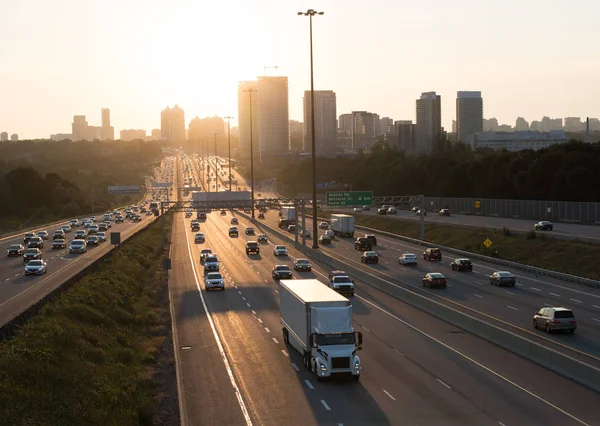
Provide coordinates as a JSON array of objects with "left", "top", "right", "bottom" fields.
[
  {"left": 326, "top": 191, "right": 373, "bottom": 207},
  {"left": 107, "top": 185, "right": 141, "bottom": 195}
]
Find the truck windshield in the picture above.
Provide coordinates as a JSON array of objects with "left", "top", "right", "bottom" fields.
[{"left": 317, "top": 333, "right": 355, "bottom": 346}]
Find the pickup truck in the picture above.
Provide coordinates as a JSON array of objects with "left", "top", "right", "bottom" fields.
[{"left": 328, "top": 270, "right": 355, "bottom": 297}]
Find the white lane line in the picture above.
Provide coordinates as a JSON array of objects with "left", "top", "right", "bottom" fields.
[
  {"left": 305, "top": 379, "right": 314, "bottom": 390},
  {"left": 320, "top": 400, "right": 331, "bottom": 411},
  {"left": 14, "top": 273, "right": 19, "bottom": 277},
  {"left": 251, "top": 310, "right": 256, "bottom": 315},
  {"left": 590, "top": 318, "right": 600, "bottom": 323},
  {"left": 246, "top": 302, "right": 251, "bottom": 307},
  {"left": 544, "top": 303, "right": 553, "bottom": 306},
  {"left": 447, "top": 284, "right": 453, "bottom": 287},
  {"left": 238, "top": 290, "right": 242, "bottom": 295},
  {"left": 473, "top": 271, "right": 480, "bottom": 274},
  {"left": 550, "top": 293, "right": 561, "bottom": 297},
  {"left": 382, "top": 389, "right": 396, "bottom": 401},
  {"left": 394, "top": 348, "right": 405, "bottom": 357},
  {"left": 292, "top": 363, "right": 300, "bottom": 372},
  {"left": 570, "top": 299, "right": 583, "bottom": 304},
  {"left": 516, "top": 283, "right": 524, "bottom": 287},
  {"left": 265, "top": 327, "right": 270, "bottom": 333},
  {"left": 505, "top": 291, "right": 515, "bottom": 295},
  {"left": 274, "top": 289, "right": 278, "bottom": 293},
  {"left": 264, "top": 279, "right": 268, "bottom": 283},
  {"left": 257, "top": 318, "right": 263, "bottom": 324},
  {"left": 449, "top": 273, "right": 457, "bottom": 277},
  {"left": 362, "top": 326, "right": 370, "bottom": 332},
  {"left": 384, "top": 262, "right": 390, "bottom": 265},
  {"left": 594, "top": 305, "right": 600, "bottom": 309},
  {"left": 356, "top": 295, "right": 588, "bottom": 425},
  {"left": 531, "top": 287, "right": 542, "bottom": 292},
  {"left": 437, "top": 379, "right": 452, "bottom": 390},
  {"left": 4, "top": 278, "right": 9, "bottom": 281},
  {"left": 233, "top": 284, "right": 238, "bottom": 289},
  {"left": 272, "top": 337, "right": 279, "bottom": 344},
  {"left": 242, "top": 296, "right": 246, "bottom": 301},
  {"left": 183, "top": 223, "right": 253, "bottom": 426},
  {"left": 256, "top": 271, "right": 260, "bottom": 275},
  {"left": 473, "top": 294, "right": 483, "bottom": 298},
  {"left": 281, "top": 350, "right": 289, "bottom": 357},
  {"left": 474, "top": 281, "right": 483, "bottom": 285},
  {"left": 499, "top": 422, "right": 507, "bottom": 426},
  {"left": 507, "top": 306, "right": 519, "bottom": 311}
]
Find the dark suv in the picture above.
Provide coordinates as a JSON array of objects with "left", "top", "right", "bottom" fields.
[
  {"left": 365, "top": 234, "right": 377, "bottom": 247},
  {"left": 451, "top": 258, "right": 472, "bottom": 271},
  {"left": 354, "top": 237, "right": 372, "bottom": 251},
  {"left": 278, "top": 219, "right": 289, "bottom": 229},
  {"left": 423, "top": 248, "right": 442, "bottom": 261},
  {"left": 246, "top": 241, "right": 260, "bottom": 255}
]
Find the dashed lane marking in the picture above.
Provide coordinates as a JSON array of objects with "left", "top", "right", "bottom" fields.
[
  {"left": 473, "top": 294, "right": 483, "bottom": 298},
  {"left": 292, "top": 363, "right": 300, "bottom": 372},
  {"left": 265, "top": 327, "right": 270, "bottom": 333},
  {"left": 437, "top": 379, "right": 452, "bottom": 390},
  {"left": 257, "top": 318, "right": 263, "bottom": 324},
  {"left": 282, "top": 350, "right": 289, "bottom": 357},
  {"left": 251, "top": 310, "right": 256, "bottom": 315},
  {"left": 507, "top": 306, "right": 519, "bottom": 311},
  {"left": 590, "top": 318, "right": 600, "bottom": 323},
  {"left": 246, "top": 302, "right": 251, "bottom": 308},
  {"left": 382, "top": 389, "right": 396, "bottom": 401},
  {"left": 320, "top": 400, "right": 331, "bottom": 411},
  {"left": 570, "top": 298, "right": 583, "bottom": 304},
  {"left": 505, "top": 291, "right": 515, "bottom": 295},
  {"left": 238, "top": 290, "right": 242, "bottom": 295},
  {"left": 531, "top": 287, "right": 542, "bottom": 292},
  {"left": 550, "top": 293, "right": 561, "bottom": 297},
  {"left": 305, "top": 380, "right": 314, "bottom": 390},
  {"left": 272, "top": 337, "right": 279, "bottom": 344}
]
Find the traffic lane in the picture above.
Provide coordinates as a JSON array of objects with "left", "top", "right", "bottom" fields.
[
  {"left": 214, "top": 212, "right": 600, "bottom": 425},
  {"left": 190, "top": 216, "right": 341, "bottom": 425},
  {"left": 0, "top": 215, "right": 156, "bottom": 327},
  {"left": 284, "top": 210, "right": 600, "bottom": 306},
  {"left": 170, "top": 213, "right": 248, "bottom": 426},
  {"left": 344, "top": 207, "right": 600, "bottom": 243},
  {"left": 298, "top": 220, "right": 600, "bottom": 363}
]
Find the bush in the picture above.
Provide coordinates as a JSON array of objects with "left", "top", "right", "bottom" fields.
[{"left": 525, "top": 230, "right": 537, "bottom": 240}]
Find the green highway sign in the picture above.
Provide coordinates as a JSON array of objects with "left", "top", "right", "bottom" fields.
[{"left": 326, "top": 191, "right": 373, "bottom": 207}]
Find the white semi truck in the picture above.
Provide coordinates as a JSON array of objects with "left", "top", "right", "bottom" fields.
[
  {"left": 279, "top": 279, "right": 363, "bottom": 381},
  {"left": 281, "top": 206, "right": 297, "bottom": 224},
  {"left": 330, "top": 214, "right": 355, "bottom": 238}
]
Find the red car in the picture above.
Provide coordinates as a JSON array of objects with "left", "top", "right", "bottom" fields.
[{"left": 422, "top": 273, "right": 447, "bottom": 288}]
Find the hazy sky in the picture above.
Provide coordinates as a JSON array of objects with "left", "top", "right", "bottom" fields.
[{"left": 1, "top": 0, "right": 599, "bottom": 139}]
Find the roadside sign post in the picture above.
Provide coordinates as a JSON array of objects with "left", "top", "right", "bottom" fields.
[
  {"left": 110, "top": 232, "right": 121, "bottom": 247},
  {"left": 326, "top": 191, "right": 373, "bottom": 207},
  {"left": 483, "top": 238, "right": 492, "bottom": 248}
]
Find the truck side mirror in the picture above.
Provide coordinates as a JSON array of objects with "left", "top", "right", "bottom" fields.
[
  {"left": 310, "top": 333, "right": 318, "bottom": 348},
  {"left": 356, "top": 331, "right": 363, "bottom": 346}
]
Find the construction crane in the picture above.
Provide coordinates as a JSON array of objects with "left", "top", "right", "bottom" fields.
[{"left": 264, "top": 65, "right": 278, "bottom": 76}]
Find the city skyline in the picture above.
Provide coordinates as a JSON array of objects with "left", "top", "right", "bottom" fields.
[{"left": 2, "top": 1, "right": 600, "bottom": 139}]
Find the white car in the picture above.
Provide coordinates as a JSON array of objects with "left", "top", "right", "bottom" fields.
[
  {"left": 399, "top": 253, "right": 418, "bottom": 266},
  {"left": 387, "top": 207, "right": 397, "bottom": 214},
  {"left": 353, "top": 207, "right": 363, "bottom": 213},
  {"left": 273, "top": 245, "right": 288, "bottom": 256},
  {"left": 205, "top": 272, "right": 225, "bottom": 290},
  {"left": 69, "top": 240, "right": 87, "bottom": 254},
  {"left": 70, "top": 219, "right": 80, "bottom": 227}
]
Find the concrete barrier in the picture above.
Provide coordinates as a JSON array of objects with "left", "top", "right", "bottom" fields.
[{"left": 247, "top": 212, "right": 600, "bottom": 393}]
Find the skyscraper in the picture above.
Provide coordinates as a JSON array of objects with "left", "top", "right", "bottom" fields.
[
  {"left": 351, "top": 111, "right": 378, "bottom": 151},
  {"left": 10, "top": 134, "right": 18, "bottom": 141},
  {"left": 386, "top": 120, "right": 416, "bottom": 152},
  {"left": 415, "top": 92, "right": 441, "bottom": 153},
  {"left": 456, "top": 91, "right": 483, "bottom": 143},
  {"left": 101, "top": 108, "right": 114, "bottom": 140},
  {"left": 0, "top": 132, "right": 8, "bottom": 141},
  {"left": 303, "top": 90, "right": 337, "bottom": 154},
  {"left": 514, "top": 117, "right": 529, "bottom": 131},
  {"left": 338, "top": 114, "right": 353, "bottom": 135},
  {"left": 257, "top": 76, "right": 290, "bottom": 158},
  {"left": 72, "top": 115, "right": 88, "bottom": 141},
  {"left": 237, "top": 81, "right": 260, "bottom": 156},
  {"left": 161, "top": 105, "right": 185, "bottom": 141},
  {"left": 188, "top": 116, "right": 225, "bottom": 141}
]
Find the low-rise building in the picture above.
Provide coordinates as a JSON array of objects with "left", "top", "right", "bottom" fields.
[{"left": 465, "top": 130, "right": 567, "bottom": 152}]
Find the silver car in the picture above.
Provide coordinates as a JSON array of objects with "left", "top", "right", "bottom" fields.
[
  {"left": 534, "top": 307, "right": 576, "bottom": 333},
  {"left": 25, "top": 259, "right": 47, "bottom": 275},
  {"left": 205, "top": 272, "right": 225, "bottom": 290},
  {"left": 273, "top": 245, "right": 288, "bottom": 256},
  {"left": 69, "top": 240, "right": 87, "bottom": 254}
]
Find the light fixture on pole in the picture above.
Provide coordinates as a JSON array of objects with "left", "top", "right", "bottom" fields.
[
  {"left": 224, "top": 116, "right": 233, "bottom": 191},
  {"left": 298, "top": 8, "right": 323, "bottom": 249},
  {"left": 213, "top": 132, "right": 219, "bottom": 190},
  {"left": 244, "top": 87, "right": 257, "bottom": 219}
]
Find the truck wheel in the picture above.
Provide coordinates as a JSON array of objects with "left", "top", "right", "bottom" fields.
[{"left": 282, "top": 328, "right": 289, "bottom": 344}]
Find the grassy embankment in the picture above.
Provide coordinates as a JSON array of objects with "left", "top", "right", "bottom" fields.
[
  {"left": 320, "top": 210, "right": 600, "bottom": 280},
  {"left": 0, "top": 213, "right": 174, "bottom": 425}
]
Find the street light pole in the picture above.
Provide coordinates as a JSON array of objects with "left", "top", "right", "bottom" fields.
[
  {"left": 298, "top": 8, "right": 323, "bottom": 249},
  {"left": 244, "top": 87, "right": 257, "bottom": 219},
  {"left": 224, "top": 116, "right": 233, "bottom": 191},
  {"left": 213, "top": 132, "right": 219, "bottom": 190}
]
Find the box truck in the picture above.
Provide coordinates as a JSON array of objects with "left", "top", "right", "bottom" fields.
[
  {"left": 330, "top": 214, "right": 355, "bottom": 238},
  {"left": 281, "top": 206, "right": 296, "bottom": 224},
  {"left": 279, "top": 279, "right": 363, "bottom": 380}
]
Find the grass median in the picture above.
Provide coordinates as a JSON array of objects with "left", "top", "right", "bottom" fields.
[
  {"left": 0, "top": 213, "right": 175, "bottom": 425},
  {"left": 318, "top": 210, "right": 600, "bottom": 281}
]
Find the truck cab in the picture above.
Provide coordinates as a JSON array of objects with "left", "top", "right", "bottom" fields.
[{"left": 329, "top": 275, "right": 355, "bottom": 297}]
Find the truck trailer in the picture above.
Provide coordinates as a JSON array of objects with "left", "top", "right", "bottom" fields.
[
  {"left": 330, "top": 214, "right": 355, "bottom": 238},
  {"left": 279, "top": 279, "right": 362, "bottom": 380},
  {"left": 281, "top": 206, "right": 297, "bottom": 224}
]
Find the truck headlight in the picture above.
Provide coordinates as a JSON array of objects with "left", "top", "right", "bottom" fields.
[
  {"left": 319, "top": 363, "right": 327, "bottom": 372},
  {"left": 354, "top": 360, "right": 360, "bottom": 369}
]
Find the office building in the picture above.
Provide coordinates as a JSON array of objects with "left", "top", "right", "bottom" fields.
[
  {"left": 237, "top": 80, "right": 260, "bottom": 156},
  {"left": 379, "top": 117, "right": 394, "bottom": 136},
  {"left": 338, "top": 114, "right": 353, "bottom": 135},
  {"left": 50, "top": 133, "right": 73, "bottom": 141},
  {"left": 0, "top": 132, "right": 8, "bottom": 141},
  {"left": 161, "top": 105, "right": 185, "bottom": 141},
  {"left": 483, "top": 118, "right": 498, "bottom": 131},
  {"left": 514, "top": 117, "right": 529, "bottom": 131},
  {"left": 10, "top": 134, "right": 18, "bottom": 141},
  {"left": 303, "top": 90, "right": 337, "bottom": 154},
  {"left": 289, "top": 120, "right": 304, "bottom": 152},
  {"left": 456, "top": 91, "right": 483, "bottom": 142},
  {"left": 150, "top": 129, "right": 161, "bottom": 140},
  {"left": 188, "top": 116, "right": 225, "bottom": 141},
  {"left": 385, "top": 120, "right": 415, "bottom": 152},
  {"left": 415, "top": 92, "right": 441, "bottom": 153},
  {"left": 257, "top": 76, "right": 290, "bottom": 158},
  {"left": 120, "top": 129, "right": 146, "bottom": 141},
  {"left": 351, "top": 111, "right": 378, "bottom": 151},
  {"left": 101, "top": 108, "right": 114, "bottom": 140},
  {"left": 465, "top": 130, "right": 567, "bottom": 152},
  {"left": 86, "top": 126, "right": 101, "bottom": 141},
  {"left": 72, "top": 115, "right": 88, "bottom": 141}
]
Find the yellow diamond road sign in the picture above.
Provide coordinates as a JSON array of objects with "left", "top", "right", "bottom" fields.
[
  {"left": 475, "top": 200, "right": 481, "bottom": 208},
  {"left": 483, "top": 238, "right": 492, "bottom": 248}
]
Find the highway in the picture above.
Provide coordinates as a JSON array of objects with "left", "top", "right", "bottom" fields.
[
  {"left": 168, "top": 153, "right": 600, "bottom": 425},
  {"left": 0, "top": 155, "right": 176, "bottom": 329},
  {"left": 331, "top": 206, "right": 600, "bottom": 244}
]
